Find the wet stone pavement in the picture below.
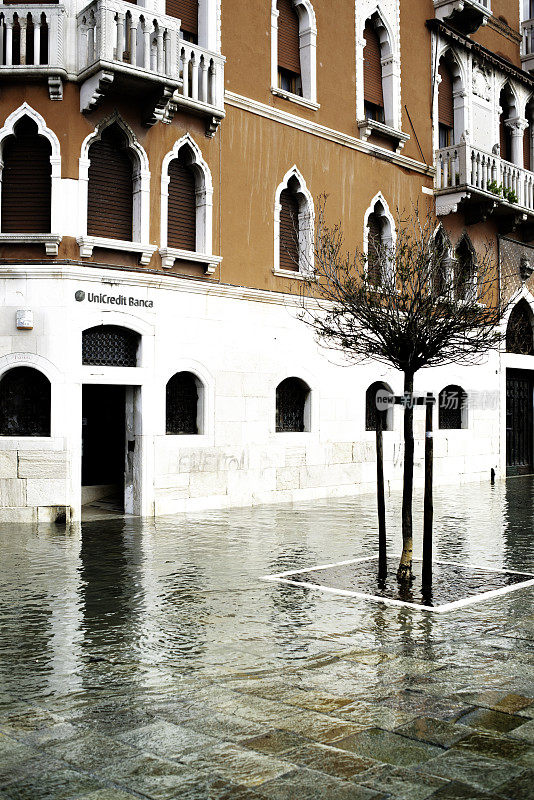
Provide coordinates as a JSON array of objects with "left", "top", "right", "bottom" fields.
[{"left": 1, "top": 479, "right": 534, "bottom": 800}]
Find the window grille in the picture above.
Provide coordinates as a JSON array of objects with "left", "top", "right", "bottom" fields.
[
  {"left": 507, "top": 301, "right": 534, "bottom": 355},
  {"left": 439, "top": 385, "right": 466, "bottom": 430},
  {"left": 166, "top": 372, "right": 199, "bottom": 434},
  {"left": 0, "top": 367, "right": 51, "bottom": 436},
  {"left": 276, "top": 377, "right": 309, "bottom": 432},
  {"left": 82, "top": 326, "right": 139, "bottom": 367}
]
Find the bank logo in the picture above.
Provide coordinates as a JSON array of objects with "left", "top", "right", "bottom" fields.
[{"left": 75, "top": 290, "right": 86, "bottom": 302}]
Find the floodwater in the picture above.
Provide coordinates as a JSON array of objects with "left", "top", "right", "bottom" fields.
[{"left": 0, "top": 479, "right": 534, "bottom": 799}]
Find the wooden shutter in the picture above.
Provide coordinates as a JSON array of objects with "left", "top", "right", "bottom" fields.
[
  {"left": 367, "top": 213, "right": 382, "bottom": 284},
  {"left": 166, "top": 0, "right": 197, "bottom": 36},
  {"left": 363, "top": 22, "right": 383, "bottom": 108},
  {"left": 167, "top": 153, "right": 196, "bottom": 251},
  {"left": 1, "top": 117, "right": 51, "bottom": 233},
  {"left": 438, "top": 63, "right": 454, "bottom": 129},
  {"left": 525, "top": 124, "right": 532, "bottom": 171},
  {"left": 279, "top": 189, "right": 299, "bottom": 271},
  {"left": 87, "top": 126, "right": 133, "bottom": 241},
  {"left": 277, "top": 0, "right": 301, "bottom": 75}
]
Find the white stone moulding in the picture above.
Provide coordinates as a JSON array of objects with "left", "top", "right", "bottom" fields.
[
  {"left": 76, "top": 236, "right": 158, "bottom": 265},
  {"left": 357, "top": 118, "right": 410, "bottom": 153},
  {"left": 270, "top": 87, "right": 320, "bottom": 111},
  {"left": 159, "top": 247, "right": 222, "bottom": 274},
  {"left": 0, "top": 233, "right": 62, "bottom": 256}
]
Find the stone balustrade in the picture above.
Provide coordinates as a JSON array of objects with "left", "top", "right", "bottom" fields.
[
  {"left": 0, "top": 4, "right": 65, "bottom": 70},
  {"left": 435, "top": 142, "right": 534, "bottom": 215},
  {"left": 522, "top": 18, "right": 534, "bottom": 73}
]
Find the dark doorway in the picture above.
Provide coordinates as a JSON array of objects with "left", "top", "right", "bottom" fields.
[
  {"left": 506, "top": 370, "right": 534, "bottom": 476},
  {"left": 82, "top": 385, "right": 126, "bottom": 510}
]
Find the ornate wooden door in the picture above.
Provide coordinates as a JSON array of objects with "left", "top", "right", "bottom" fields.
[{"left": 506, "top": 370, "right": 534, "bottom": 476}]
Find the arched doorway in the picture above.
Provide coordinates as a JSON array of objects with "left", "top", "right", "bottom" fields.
[{"left": 506, "top": 301, "right": 534, "bottom": 476}]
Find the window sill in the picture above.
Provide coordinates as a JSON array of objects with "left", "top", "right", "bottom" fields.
[
  {"left": 159, "top": 247, "right": 223, "bottom": 275},
  {"left": 271, "top": 87, "right": 320, "bottom": 111},
  {"left": 272, "top": 267, "right": 307, "bottom": 280},
  {"left": 0, "top": 233, "right": 62, "bottom": 256},
  {"left": 77, "top": 236, "right": 157, "bottom": 265},
  {"left": 357, "top": 119, "right": 410, "bottom": 153}
]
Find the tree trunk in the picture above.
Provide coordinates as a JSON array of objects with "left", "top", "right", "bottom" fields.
[{"left": 397, "top": 371, "right": 414, "bottom": 584}]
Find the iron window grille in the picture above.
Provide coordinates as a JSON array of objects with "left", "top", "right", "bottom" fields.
[
  {"left": 166, "top": 372, "right": 199, "bottom": 434},
  {"left": 0, "top": 367, "right": 51, "bottom": 436},
  {"left": 276, "top": 377, "right": 309, "bottom": 432},
  {"left": 82, "top": 326, "right": 140, "bottom": 367}
]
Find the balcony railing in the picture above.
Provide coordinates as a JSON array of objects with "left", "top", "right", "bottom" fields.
[
  {"left": 0, "top": 4, "right": 65, "bottom": 70},
  {"left": 522, "top": 19, "right": 534, "bottom": 73},
  {"left": 77, "top": 0, "right": 224, "bottom": 118},
  {"left": 435, "top": 142, "right": 534, "bottom": 214},
  {"left": 434, "top": 0, "right": 491, "bottom": 33}
]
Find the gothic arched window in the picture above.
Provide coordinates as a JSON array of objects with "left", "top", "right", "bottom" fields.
[{"left": 507, "top": 300, "right": 534, "bottom": 355}]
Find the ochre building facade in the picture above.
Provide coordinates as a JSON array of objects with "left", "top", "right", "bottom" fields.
[{"left": 0, "top": 0, "right": 533, "bottom": 521}]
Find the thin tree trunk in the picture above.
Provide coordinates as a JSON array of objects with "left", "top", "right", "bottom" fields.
[{"left": 397, "top": 371, "right": 414, "bottom": 584}]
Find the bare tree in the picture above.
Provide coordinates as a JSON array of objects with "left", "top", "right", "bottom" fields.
[{"left": 299, "top": 199, "right": 517, "bottom": 584}]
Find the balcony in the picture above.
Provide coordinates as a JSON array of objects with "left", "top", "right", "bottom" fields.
[
  {"left": 0, "top": 5, "right": 67, "bottom": 99},
  {"left": 522, "top": 19, "right": 534, "bottom": 73},
  {"left": 433, "top": 0, "right": 491, "bottom": 34},
  {"left": 435, "top": 142, "right": 534, "bottom": 229},
  {"left": 77, "top": 0, "right": 225, "bottom": 132}
]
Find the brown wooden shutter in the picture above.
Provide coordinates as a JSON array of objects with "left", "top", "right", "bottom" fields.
[
  {"left": 277, "top": 0, "right": 301, "bottom": 75},
  {"left": 525, "top": 124, "right": 532, "bottom": 171},
  {"left": 363, "top": 22, "right": 383, "bottom": 108},
  {"left": 367, "top": 213, "right": 382, "bottom": 284},
  {"left": 279, "top": 189, "right": 299, "bottom": 271},
  {"left": 1, "top": 117, "right": 51, "bottom": 233},
  {"left": 165, "top": 0, "right": 197, "bottom": 36},
  {"left": 438, "top": 63, "right": 454, "bottom": 129},
  {"left": 87, "top": 125, "right": 133, "bottom": 241},
  {"left": 167, "top": 152, "right": 196, "bottom": 251}
]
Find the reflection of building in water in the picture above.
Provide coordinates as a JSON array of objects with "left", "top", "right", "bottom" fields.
[{"left": 504, "top": 478, "right": 534, "bottom": 572}]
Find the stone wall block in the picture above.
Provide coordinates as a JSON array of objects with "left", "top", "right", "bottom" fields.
[
  {"left": 26, "top": 479, "right": 67, "bottom": 506},
  {"left": 0, "top": 478, "right": 26, "bottom": 507},
  {"left": 18, "top": 451, "right": 68, "bottom": 479},
  {"left": 0, "top": 451, "right": 18, "bottom": 478}
]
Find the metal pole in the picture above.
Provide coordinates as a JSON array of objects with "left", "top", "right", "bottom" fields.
[
  {"left": 376, "top": 410, "right": 387, "bottom": 580},
  {"left": 422, "top": 392, "right": 434, "bottom": 587}
]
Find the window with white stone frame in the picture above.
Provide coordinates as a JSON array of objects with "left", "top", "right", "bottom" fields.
[
  {"left": 273, "top": 166, "right": 314, "bottom": 278},
  {"left": 159, "top": 134, "right": 221, "bottom": 274},
  {"left": 77, "top": 113, "right": 156, "bottom": 266},
  {"left": 356, "top": 8, "right": 406, "bottom": 150},
  {"left": 0, "top": 103, "right": 61, "bottom": 255},
  {"left": 363, "top": 193, "right": 395, "bottom": 286},
  {"left": 271, "top": 0, "right": 318, "bottom": 109}
]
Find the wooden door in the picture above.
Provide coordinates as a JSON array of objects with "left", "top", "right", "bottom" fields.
[{"left": 506, "top": 370, "right": 534, "bottom": 476}]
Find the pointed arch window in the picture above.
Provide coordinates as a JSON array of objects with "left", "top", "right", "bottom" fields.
[
  {"left": 168, "top": 149, "right": 196, "bottom": 252},
  {"left": 274, "top": 169, "right": 314, "bottom": 277},
  {"left": 271, "top": 0, "right": 317, "bottom": 105},
  {"left": 432, "top": 226, "right": 452, "bottom": 298},
  {"left": 507, "top": 300, "right": 534, "bottom": 355},
  {"left": 365, "top": 198, "right": 394, "bottom": 287},
  {"left": 0, "top": 367, "right": 51, "bottom": 437},
  {"left": 454, "top": 235, "right": 476, "bottom": 301},
  {"left": 499, "top": 85, "right": 515, "bottom": 164},
  {"left": 277, "top": 0, "right": 301, "bottom": 96},
  {"left": 438, "top": 61, "right": 454, "bottom": 148},
  {"left": 1, "top": 116, "right": 51, "bottom": 234}
]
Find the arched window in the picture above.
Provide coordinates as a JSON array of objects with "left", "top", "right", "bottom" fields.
[
  {"left": 166, "top": 0, "right": 198, "bottom": 42},
  {"left": 438, "top": 60, "right": 454, "bottom": 148},
  {"left": 432, "top": 226, "right": 452, "bottom": 298},
  {"left": 363, "top": 20, "right": 384, "bottom": 123},
  {"left": 365, "top": 382, "right": 393, "bottom": 431},
  {"left": 271, "top": 0, "right": 316, "bottom": 104},
  {"left": 455, "top": 235, "right": 476, "bottom": 301},
  {"left": 507, "top": 299, "right": 534, "bottom": 355},
  {"left": 1, "top": 116, "right": 51, "bottom": 233},
  {"left": 525, "top": 96, "right": 534, "bottom": 172},
  {"left": 439, "top": 385, "right": 467, "bottom": 430},
  {"left": 87, "top": 123, "right": 134, "bottom": 242},
  {"left": 276, "top": 377, "right": 310, "bottom": 432},
  {"left": 274, "top": 168, "right": 314, "bottom": 276},
  {"left": 166, "top": 371, "right": 202, "bottom": 434},
  {"left": 277, "top": 0, "right": 301, "bottom": 96},
  {"left": 82, "top": 326, "right": 140, "bottom": 367},
  {"left": 168, "top": 149, "right": 196, "bottom": 252},
  {"left": 365, "top": 197, "right": 394, "bottom": 287},
  {"left": 0, "top": 367, "right": 50, "bottom": 437}
]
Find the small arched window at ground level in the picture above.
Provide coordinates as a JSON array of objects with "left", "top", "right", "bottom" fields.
[
  {"left": 0, "top": 367, "right": 51, "bottom": 437},
  {"left": 439, "top": 385, "right": 467, "bottom": 430},
  {"left": 1, "top": 116, "right": 51, "bottom": 234},
  {"left": 507, "top": 299, "right": 534, "bottom": 355},
  {"left": 166, "top": 372, "right": 202, "bottom": 435},
  {"left": 82, "top": 326, "right": 140, "bottom": 367},
  {"left": 365, "top": 382, "right": 393, "bottom": 432},
  {"left": 276, "top": 377, "right": 310, "bottom": 432}
]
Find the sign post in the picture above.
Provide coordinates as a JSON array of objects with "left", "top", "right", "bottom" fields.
[{"left": 422, "top": 393, "right": 435, "bottom": 588}]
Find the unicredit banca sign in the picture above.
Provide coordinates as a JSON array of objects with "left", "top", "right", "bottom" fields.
[{"left": 74, "top": 290, "right": 154, "bottom": 308}]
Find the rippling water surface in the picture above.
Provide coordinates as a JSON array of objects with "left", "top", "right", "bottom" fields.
[{"left": 1, "top": 478, "right": 533, "bottom": 710}]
